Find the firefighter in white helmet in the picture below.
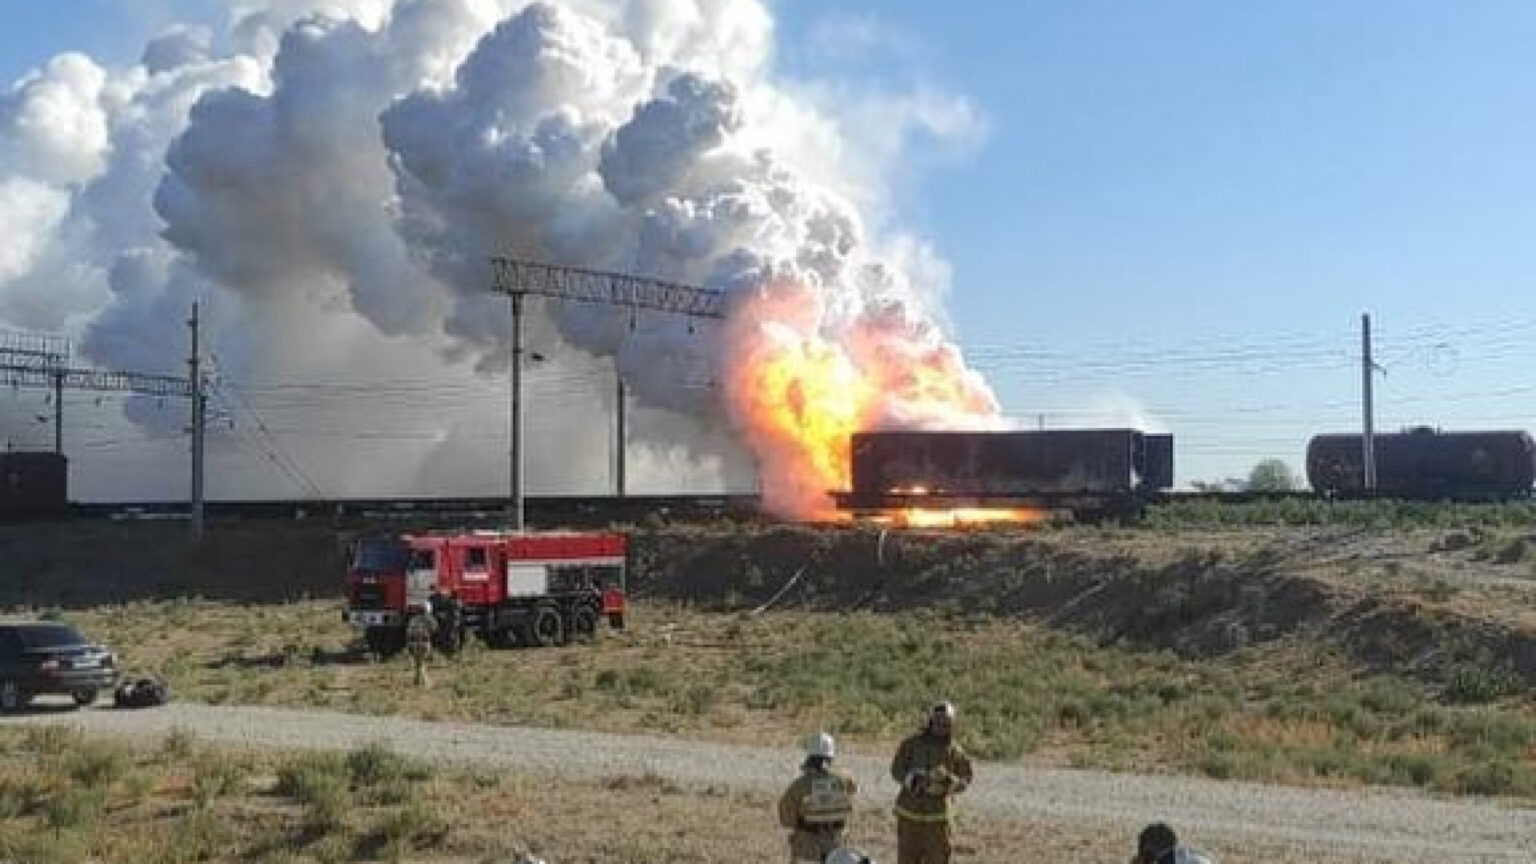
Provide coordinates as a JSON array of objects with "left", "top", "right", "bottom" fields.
[
  {"left": 778, "top": 731, "right": 859, "bottom": 864},
  {"left": 890, "top": 701, "right": 973, "bottom": 864}
]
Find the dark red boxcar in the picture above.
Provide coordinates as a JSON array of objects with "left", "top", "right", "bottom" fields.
[{"left": 839, "top": 429, "right": 1173, "bottom": 516}]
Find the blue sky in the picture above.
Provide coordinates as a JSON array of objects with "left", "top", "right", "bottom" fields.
[
  {"left": 778, "top": 0, "right": 1536, "bottom": 482},
  {"left": 4, "top": 1, "right": 1535, "bottom": 488}
]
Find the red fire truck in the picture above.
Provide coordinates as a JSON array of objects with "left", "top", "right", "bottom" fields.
[{"left": 344, "top": 530, "right": 627, "bottom": 655}]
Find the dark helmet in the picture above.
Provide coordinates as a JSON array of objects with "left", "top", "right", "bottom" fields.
[
  {"left": 925, "top": 700, "right": 956, "bottom": 735},
  {"left": 1138, "top": 822, "right": 1178, "bottom": 859}
]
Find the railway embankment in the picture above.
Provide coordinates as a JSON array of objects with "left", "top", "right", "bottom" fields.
[{"left": 5, "top": 519, "right": 1536, "bottom": 692}]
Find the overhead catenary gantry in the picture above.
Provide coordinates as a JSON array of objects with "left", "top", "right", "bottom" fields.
[
  {"left": 489, "top": 257, "right": 728, "bottom": 530},
  {"left": 0, "top": 307, "right": 207, "bottom": 538}
]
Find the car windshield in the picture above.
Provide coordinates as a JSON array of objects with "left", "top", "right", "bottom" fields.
[
  {"left": 15, "top": 624, "right": 88, "bottom": 649},
  {"left": 353, "top": 537, "right": 410, "bottom": 573}
]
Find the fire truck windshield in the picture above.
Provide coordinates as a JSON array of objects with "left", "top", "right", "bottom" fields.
[{"left": 352, "top": 537, "right": 409, "bottom": 573}]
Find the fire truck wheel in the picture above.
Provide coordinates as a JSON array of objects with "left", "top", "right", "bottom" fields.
[
  {"left": 365, "top": 627, "right": 405, "bottom": 659},
  {"left": 531, "top": 605, "right": 565, "bottom": 647},
  {"left": 571, "top": 606, "right": 599, "bottom": 641}
]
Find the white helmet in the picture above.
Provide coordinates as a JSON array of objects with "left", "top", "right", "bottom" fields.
[
  {"left": 826, "top": 847, "right": 874, "bottom": 864},
  {"left": 805, "top": 731, "right": 836, "bottom": 759}
]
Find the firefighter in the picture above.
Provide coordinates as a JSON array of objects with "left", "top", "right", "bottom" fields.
[
  {"left": 779, "top": 732, "right": 858, "bottom": 864},
  {"left": 1130, "top": 822, "right": 1218, "bottom": 864},
  {"left": 433, "top": 589, "right": 464, "bottom": 655},
  {"left": 405, "top": 602, "right": 437, "bottom": 688},
  {"left": 889, "top": 701, "right": 973, "bottom": 864}
]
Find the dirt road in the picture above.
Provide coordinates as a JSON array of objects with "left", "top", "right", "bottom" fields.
[{"left": 5, "top": 702, "right": 1532, "bottom": 863}]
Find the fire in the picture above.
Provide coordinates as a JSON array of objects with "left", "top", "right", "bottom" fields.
[
  {"left": 882, "top": 508, "right": 1047, "bottom": 529},
  {"left": 722, "top": 281, "right": 1012, "bottom": 522}
]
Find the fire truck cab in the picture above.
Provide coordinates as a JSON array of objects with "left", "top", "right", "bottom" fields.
[{"left": 345, "top": 530, "right": 627, "bottom": 656}]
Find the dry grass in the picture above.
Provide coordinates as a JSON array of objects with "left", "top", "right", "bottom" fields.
[
  {"left": 0, "top": 726, "right": 1347, "bottom": 864},
  {"left": 46, "top": 598, "right": 1536, "bottom": 800}
]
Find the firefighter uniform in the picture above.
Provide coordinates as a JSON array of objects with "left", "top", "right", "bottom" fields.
[
  {"left": 890, "top": 704, "right": 973, "bottom": 864},
  {"left": 779, "top": 733, "right": 858, "bottom": 864},
  {"left": 405, "top": 610, "right": 437, "bottom": 688},
  {"left": 432, "top": 591, "right": 464, "bottom": 654}
]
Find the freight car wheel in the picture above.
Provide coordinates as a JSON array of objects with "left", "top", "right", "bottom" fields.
[
  {"left": 72, "top": 688, "right": 98, "bottom": 707},
  {"left": 531, "top": 605, "right": 564, "bottom": 648}
]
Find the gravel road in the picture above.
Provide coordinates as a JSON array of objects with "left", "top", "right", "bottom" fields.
[{"left": 5, "top": 702, "right": 1533, "bottom": 863}]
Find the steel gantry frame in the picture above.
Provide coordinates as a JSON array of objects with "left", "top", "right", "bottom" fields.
[
  {"left": 1, "top": 309, "right": 207, "bottom": 538},
  {"left": 489, "top": 257, "right": 728, "bottom": 529}
]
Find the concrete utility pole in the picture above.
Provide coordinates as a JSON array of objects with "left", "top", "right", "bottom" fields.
[
  {"left": 489, "top": 257, "right": 727, "bottom": 530},
  {"left": 1361, "top": 312, "right": 1376, "bottom": 493},
  {"left": 189, "top": 302, "right": 206, "bottom": 541},
  {"left": 52, "top": 370, "right": 63, "bottom": 454},
  {"left": 615, "top": 373, "right": 626, "bottom": 498},
  {"left": 508, "top": 292, "right": 526, "bottom": 530}
]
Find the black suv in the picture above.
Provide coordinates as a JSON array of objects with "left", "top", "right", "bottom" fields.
[{"left": 0, "top": 622, "right": 116, "bottom": 711}]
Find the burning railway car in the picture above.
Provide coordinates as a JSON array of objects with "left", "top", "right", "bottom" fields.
[
  {"left": 835, "top": 429, "right": 1174, "bottom": 522},
  {"left": 1306, "top": 428, "right": 1535, "bottom": 500}
]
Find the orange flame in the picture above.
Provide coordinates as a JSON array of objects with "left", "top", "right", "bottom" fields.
[
  {"left": 723, "top": 281, "right": 1014, "bottom": 522},
  {"left": 878, "top": 508, "right": 1048, "bottom": 529}
]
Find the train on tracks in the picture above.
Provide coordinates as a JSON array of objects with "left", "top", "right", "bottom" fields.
[{"left": 4, "top": 425, "right": 1532, "bottom": 526}]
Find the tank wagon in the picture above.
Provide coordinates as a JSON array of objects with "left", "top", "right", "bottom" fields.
[
  {"left": 835, "top": 429, "right": 1174, "bottom": 520},
  {"left": 1306, "top": 428, "right": 1535, "bottom": 500}
]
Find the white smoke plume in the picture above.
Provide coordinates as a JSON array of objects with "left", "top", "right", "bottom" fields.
[{"left": 0, "top": 0, "right": 994, "bottom": 512}]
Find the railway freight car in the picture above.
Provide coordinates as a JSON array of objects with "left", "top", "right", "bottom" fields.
[
  {"left": 1306, "top": 428, "right": 1535, "bottom": 500},
  {"left": 0, "top": 452, "right": 67, "bottom": 521},
  {"left": 835, "top": 429, "right": 1174, "bottom": 521}
]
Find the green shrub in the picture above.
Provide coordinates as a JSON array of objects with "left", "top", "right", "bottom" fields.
[
  {"left": 160, "top": 727, "right": 197, "bottom": 759},
  {"left": 157, "top": 808, "right": 232, "bottom": 864},
  {"left": 42, "top": 786, "right": 106, "bottom": 836},
  {"left": 300, "top": 775, "right": 351, "bottom": 833},
  {"left": 276, "top": 753, "right": 353, "bottom": 830},
  {"left": 358, "top": 801, "right": 449, "bottom": 863},
  {"left": 191, "top": 756, "right": 248, "bottom": 806},
  {"left": 64, "top": 742, "right": 130, "bottom": 790},
  {"left": 1451, "top": 760, "right": 1522, "bottom": 796},
  {"left": 1446, "top": 711, "right": 1535, "bottom": 758},
  {"left": 346, "top": 743, "right": 414, "bottom": 789},
  {"left": 1443, "top": 664, "right": 1521, "bottom": 705},
  {"left": 23, "top": 725, "right": 77, "bottom": 756},
  {"left": 0, "top": 773, "right": 45, "bottom": 818}
]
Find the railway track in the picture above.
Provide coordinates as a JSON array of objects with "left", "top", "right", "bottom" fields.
[
  {"left": 64, "top": 494, "right": 765, "bottom": 526},
  {"left": 19, "top": 488, "right": 1522, "bottom": 527}
]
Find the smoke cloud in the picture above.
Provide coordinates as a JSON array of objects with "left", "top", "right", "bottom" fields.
[{"left": 0, "top": 0, "right": 994, "bottom": 512}]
